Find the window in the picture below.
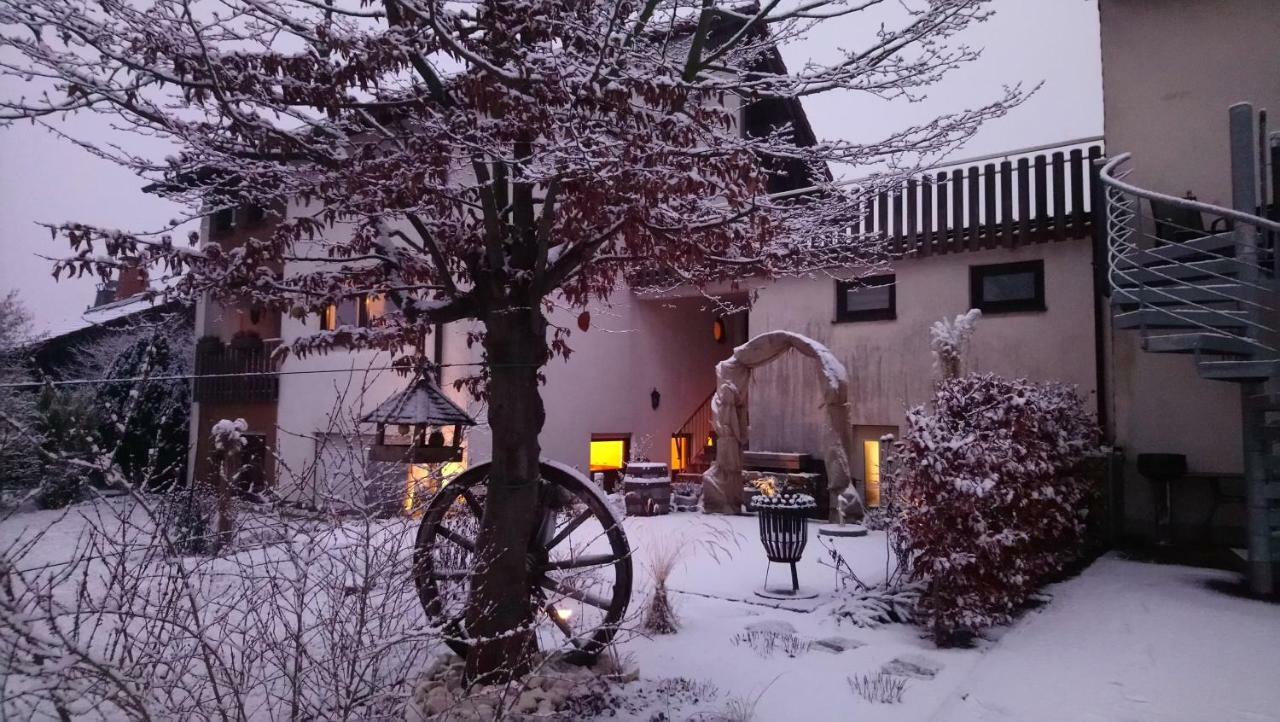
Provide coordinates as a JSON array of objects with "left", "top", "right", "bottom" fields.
[
  {"left": 854, "top": 425, "right": 897, "bottom": 508},
  {"left": 863, "top": 440, "right": 882, "bottom": 508},
  {"left": 319, "top": 295, "right": 372, "bottom": 331},
  {"left": 835, "top": 274, "right": 895, "bottom": 322},
  {"left": 670, "top": 434, "right": 692, "bottom": 472},
  {"left": 210, "top": 207, "right": 236, "bottom": 237},
  {"left": 589, "top": 435, "right": 629, "bottom": 473},
  {"left": 970, "top": 260, "right": 1045, "bottom": 314}
]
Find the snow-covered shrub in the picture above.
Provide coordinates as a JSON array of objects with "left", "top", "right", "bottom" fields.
[{"left": 886, "top": 372, "right": 1100, "bottom": 644}]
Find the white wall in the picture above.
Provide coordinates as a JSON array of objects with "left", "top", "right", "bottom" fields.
[{"left": 747, "top": 239, "right": 1100, "bottom": 456}]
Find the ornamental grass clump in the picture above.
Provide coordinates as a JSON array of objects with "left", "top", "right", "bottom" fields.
[{"left": 886, "top": 312, "right": 1101, "bottom": 645}]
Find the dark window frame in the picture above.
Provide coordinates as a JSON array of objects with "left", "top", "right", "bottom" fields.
[
  {"left": 835, "top": 274, "right": 897, "bottom": 323},
  {"left": 969, "top": 260, "right": 1046, "bottom": 314},
  {"left": 210, "top": 207, "right": 236, "bottom": 237},
  {"left": 319, "top": 294, "right": 369, "bottom": 331}
]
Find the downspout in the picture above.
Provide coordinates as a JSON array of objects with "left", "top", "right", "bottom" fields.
[{"left": 1089, "top": 154, "right": 1112, "bottom": 441}]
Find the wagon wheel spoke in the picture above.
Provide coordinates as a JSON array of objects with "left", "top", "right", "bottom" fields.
[
  {"left": 430, "top": 568, "right": 471, "bottom": 581},
  {"left": 539, "top": 576, "right": 612, "bottom": 610},
  {"left": 437, "top": 525, "right": 475, "bottom": 552},
  {"left": 544, "top": 552, "right": 622, "bottom": 571},
  {"left": 545, "top": 508, "right": 593, "bottom": 550}
]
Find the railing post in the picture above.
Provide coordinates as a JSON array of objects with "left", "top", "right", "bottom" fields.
[{"left": 1231, "top": 103, "right": 1261, "bottom": 343}]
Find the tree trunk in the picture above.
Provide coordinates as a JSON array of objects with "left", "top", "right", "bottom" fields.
[{"left": 464, "top": 305, "right": 548, "bottom": 684}]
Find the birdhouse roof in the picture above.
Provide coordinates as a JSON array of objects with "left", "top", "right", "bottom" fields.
[{"left": 360, "top": 377, "right": 476, "bottom": 427}]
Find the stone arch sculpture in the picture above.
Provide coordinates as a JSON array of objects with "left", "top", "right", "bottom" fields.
[{"left": 702, "top": 330, "right": 865, "bottom": 523}]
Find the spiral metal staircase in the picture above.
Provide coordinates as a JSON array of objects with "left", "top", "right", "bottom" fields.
[{"left": 1101, "top": 103, "right": 1280, "bottom": 596}]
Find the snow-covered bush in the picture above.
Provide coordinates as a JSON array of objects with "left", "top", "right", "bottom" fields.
[{"left": 885, "top": 373, "right": 1100, "bottom": 644}]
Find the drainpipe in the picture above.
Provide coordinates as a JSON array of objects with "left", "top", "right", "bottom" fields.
[{"left": 1089, "top": 154, "right": 1112, "bottom": 441}]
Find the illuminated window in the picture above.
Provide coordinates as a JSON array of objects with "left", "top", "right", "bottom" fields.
[
  {"left": 589, "top": 435, "right": 628, "bottom": 472},
  {"left": 319, "top": 295, "right": 368, "bottom": 331},
  {"left": 670, "top": 434, "right": 691, "bottom": 472},
  {"left": 863, "top": 439, "right": 882, "bottom": 508},
  {"left": 405, "top": 461, "right": 467, "bottom": 513}
]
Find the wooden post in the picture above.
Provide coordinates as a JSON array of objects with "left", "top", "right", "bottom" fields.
[
  {"left": 1017, "top": 157, "right": 1032, "bottom": 247},
  {"left": 950, "top": 169, "right": 964, "bottom": 254},
  {"left": 1051, "top": 151, "right": 1067, "bottom": 242}
]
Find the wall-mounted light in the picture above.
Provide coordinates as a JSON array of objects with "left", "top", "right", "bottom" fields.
[
  {"left": 651, "top": 388, "right": 661, "bottom": 410},
  {"left": 712, "top": 317, "right": 726, "bottom": 343}
]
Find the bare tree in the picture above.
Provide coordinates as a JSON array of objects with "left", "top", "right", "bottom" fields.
[{"left": 0, "top": 0, "right": 1023, "bottom": 681}]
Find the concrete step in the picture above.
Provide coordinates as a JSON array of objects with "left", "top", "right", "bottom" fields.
[
  {"left": 1141, "top": 333, "right": 1260, "bottom": 356},
  {"left": 1114, "top": 308, "right": 1251, "bottom": 331},
  {"left": 1112, "top": 284, "right": 1253, "bottom": 307},
  {"left": 1198, "top": 359, "right": 1280, "bottom": 381},
  {"left": 1115, "top": 232, "right": 1237, "bottom": 266},
  {"left": 1112, "top": 258, "right": 1250, "bottom": 285}
]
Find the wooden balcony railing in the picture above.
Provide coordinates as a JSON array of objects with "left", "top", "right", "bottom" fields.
[
  {"left": 628, "top": 139, "right": 1104, "bottom": 289},
  {"left": 194, "top": 337, "right": 281, "bottom": 404}
]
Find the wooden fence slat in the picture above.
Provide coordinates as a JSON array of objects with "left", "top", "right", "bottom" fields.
[
  {"left": 967, "top": 167, "right": 981, "bottom": 251},
  {"left": 1017, "top": 157, "right": 1032, "bottom": 247},
  {"left": 951, "top": 169, "right": 964, "bottom": 254},
  {"left": 906, "top": 178, "right": 919, "bottom": 255},
  {"left": 878, "top": 190, "right": 890, "bottom": 250},
  {"left": 983, "top": 163, "right": 998, "bottom": 249},
  {"left": 1051, "top": 151, "right": 1067, "bottom": 242},
  {"left": 1000, "top": 160, "right": 1014, "bottom": 248},
  {"left": 1069, "top": 148, "right": 1086, "bottom": 236},
  {"left": 892, "top": 188, "right": 904, "bottom": 255},
  {"left": 921, "top": 177, "right": 933, "bottom": 256},
  {"left": 1087, "top": 145, "right": 1103, "bottom": 229},
  {"left": 936, "top": 172, "right": 948, "bottom": 255},
  {"left": 1034, "top": 155, "right": 1049, "bottom": 242}
]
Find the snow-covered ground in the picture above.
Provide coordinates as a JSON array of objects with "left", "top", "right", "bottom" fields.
[
  {"left": 611, "top": 515, "right": 1280, "bottom": 722},
  {"left": 3, "top": 502, "right": 1277, "bottom": 721}
]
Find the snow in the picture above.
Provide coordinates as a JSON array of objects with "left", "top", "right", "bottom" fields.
[
  {"left": 5, "top": 500, "right": 1279, "bottom": 721},
  {"left": 751, "top": 492, "right": 817, "bottom": 509},
  {"left": 607, "top": 516, "right": 1280, "bottom": 721},
  {"left": 34, "top": 293, "right": 167, "bottom": 342},
  {"left": 933, "top": 557, "right": 1280, "bottom": 722}
]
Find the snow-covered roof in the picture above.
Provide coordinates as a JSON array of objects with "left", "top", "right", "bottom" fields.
[
  {"left": 35, "top": 293, "right": 178, "bottom": 344},
  {"left": 360, "top": 377, "right": 476, "bottom": 427}
]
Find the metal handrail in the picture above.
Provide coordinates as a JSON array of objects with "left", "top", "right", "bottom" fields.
[
  {"left": 1100, "top": 154, "right": 1280, "bottom": 233},
  {"left": 1100, "top": 153, "right": 1279, "bottom": 353}
]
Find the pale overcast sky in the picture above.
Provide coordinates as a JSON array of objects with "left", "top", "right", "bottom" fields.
[{"left": 0, "top": 0, "right": 1102, "bottom": 330}]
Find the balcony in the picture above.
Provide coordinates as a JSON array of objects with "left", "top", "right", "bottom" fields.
[{"left": 194, "top": 334, "right": 280, "bottom": 404}]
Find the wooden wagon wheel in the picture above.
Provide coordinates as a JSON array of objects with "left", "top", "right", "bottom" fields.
[{"left": 413, "top": 460, "right": 632, "bottom": 665}]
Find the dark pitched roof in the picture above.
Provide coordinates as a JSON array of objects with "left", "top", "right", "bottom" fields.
[{"left": 361, "top": 376, "right": 476, "bottom": 427}]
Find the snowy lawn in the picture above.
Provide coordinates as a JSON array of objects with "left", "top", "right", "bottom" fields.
[
  {"left": 612, "top": 514, "right": 1280, "bottom": 722},
  {"left": 4, "top": 501, "right": 1278, "bottom": 721}
]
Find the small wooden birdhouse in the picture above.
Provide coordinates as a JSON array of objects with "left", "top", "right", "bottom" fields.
[{"left": 361, "top": 376, "right": 476, "bottom": 464}]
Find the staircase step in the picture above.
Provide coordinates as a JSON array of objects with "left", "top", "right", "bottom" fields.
[
  {"left": 1115, "top": 232, "right": 1237, "bottom": 266},
  {"left": 1112, "top": 258, "right": 1250, "bottom": 285},
  {"left": 1111, "top": 284, "right": 1254, "bottom": 307},
  {"left": 1114, "top": 308, "right": 1251, "bottom": 331},
  {"left": 1141, "top": 333, "right": 1259, "bottom": 356},
  {"left": 1198, "top": 359, "right": 1280, "bottom": 381}
]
